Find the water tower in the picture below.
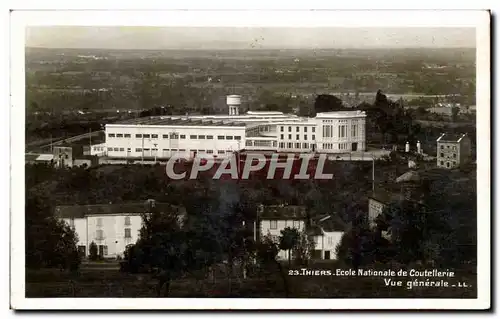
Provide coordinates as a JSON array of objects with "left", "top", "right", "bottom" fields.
[{"left": 227, "top": 95, "right": 241, "bottom": 115}]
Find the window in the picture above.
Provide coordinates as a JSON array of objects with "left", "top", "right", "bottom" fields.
[
  {"left": 163, "top": 149, "right": 169, "bottom": 152},
  {"left": 124, "top": 134, "right": 131, "bottom": 138},
  {"left": 234, "top": 136, "right": 241, "bottom": 140},
  {"left": 103, "top": 245, "right": 108, "bottom": 256},
  {"left": 143, "top": 148, "right": 150, "bottom": 152},
  {"left": 179, "top": 149, "right": 186, "bottom": 152},
  {"left": 453, "top": 153, "right": 457, "bottom": 158},
  {"left": 108, "top": 133, "right": 115, "bottom": 138},
  {"left": 226, "top": 136, "right": 233, "bottom": 140},
  {"left": 207, "top": 135, "right": 213, "bottom": 140},
  {"left": 207, "top": 150, "right": 214, "bottom": 154},
  {"left": 304, "top": 127, "right": 308, "bottom": 132},
  {"left": 295, "top": 143, "right": 301, "bottom": 148},
  {"left": 351, "top": 124, "right": 357, "bottom": 137},
  {"left": 218, "top": 136, "right": 225, "bottom": 140},
  {"left": 440, "top": 145, "right": 444, "bottom": 149},
  {"left": 143, "top": 134, "right": 150, "bottom": 138},
  {"left": 303, "top": 143, "right": 309, "bottom": 148},
  {"left": 218, "top": 150, "right": 225, "bottom": 154},
  {"left": 136, "top": 134, "right": 142, "bottom": 138},
  {"left": 69, "top": 218, "right": 75, "bottom": 228},
  {"left": 296, "top": 127, "right": 300, "bottom": 132},
  {"left": 162, "top": 134, "right": 169, "bottom": 139},
  {"left": 124, "top": 228, "right": 132, "bottom": 238},
  {"left": 312, "top": 135, "right": 315, "bottom": 140},
  {"left": 97, "top": 218, "right": 103, "bottom": 226},
  {"left": 280, "top": 126, "right": 284, "bottom": 132},
  {"left": 180, "top": 135, "right": 186, "bottom": 139},
  {"left": 113, "top": 148, "right": 119, "bottom": 151},
  {"left": 312, "top": 127, "right": 315, "bottom": 133},
  {"left": 280, "top": 134, "right": 284, "bottom": 139},
  {"left": 296, "top": 134, "right": 300, "bottom": 140},
  {"left": 447, "top": 145, "right": 450, "bottom": 149},
  {"left": 270, "top": 220, "right": 277, "bottom": 229},
  {"left": 453, "top": 161, "right": 457, "bottom": 166},
  {"left": 453, "top": 146, "right": 457, "bottom": 151},
  {"left": 171, "top": 149, "right": 178, "bottom": 152},
  {"left": 170, "top": 133, "right": 179, "bottom": 139},
  {"left": 198, "top": 135, "right": 205, "bottom": 139},
  {"left": 127, "top": 148, "right": 131, "bottom": 152},
  {"left": 288, "top": 134, "right": 292, "bottom": 139},
  {"left": 288, "top": 127, "right": 291, "bottom": 132},
  {"left": 65, "top": 154, "right": 69, "bottom": 159},
  {"left": 304, "top": 135, "right": 307, "bottom": 140},
  {"left": 287, "top": 142, "right": 293, "bottom": 148},
  {"left": 96, "top": 229, "right": 104, "bottom": 240},
  {"left": 446, "top": 162, "right": 450, "bottom": 168},
  {"left": 440, "top": 161, "right": 444, "bottom": 165},
  {"left": 135, "top": 148, "right": 142, "bottom": 152},
  {"left": 152, "top": 134, "right": 158, "bottom": 139},
  {"left": 190, "top": 135, "right": 197, "bottom": 139},
  {"left": 440, "top": 153, "right": 444, "bottom": 158},
  {"left": 279, "top": 142, "right": 285, "bottom": 148},
  {"left": 116, "top": 134, "right": 123, "bottom": 138},
  {"left": 293, "top": 220, "right": 299, "bottom": 228},
  {"left": 124, "top": 217, "right": 131, "bottom": 226},
  {"left": 323, "top": 125, "right": 332, "bottom": 138},
  {"left": 119, "top": 148, "right": 124, "bottom": 152}
]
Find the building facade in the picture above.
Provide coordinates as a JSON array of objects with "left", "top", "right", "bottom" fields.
[
  {"left": 102, "top": 95, "right": 367, "bottom": 160},
  {"left": 55, "top": 201, "right": 185, "bottom": 258},
  {"left": 436, "top": 133, "right": 472, "bottom": 169}
]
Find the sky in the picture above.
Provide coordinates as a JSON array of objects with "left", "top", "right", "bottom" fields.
[{"left": 25, "top": 27, "right": 476, "bottom": 50}]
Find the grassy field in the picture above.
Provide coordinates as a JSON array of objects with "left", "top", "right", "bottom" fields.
[{"left": 26, "top": 263, "right": 477, "bottom": 298}]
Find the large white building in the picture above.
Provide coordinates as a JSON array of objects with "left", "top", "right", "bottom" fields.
[{"left": 102, "top": 95, "right": 367, "bottom": 161}]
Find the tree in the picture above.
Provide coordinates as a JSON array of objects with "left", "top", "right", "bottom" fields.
[
  {"left": 314, "top": 94, "right": 345, "bottom": 114},
  {"left": 256, "top": 235, "right": 290, "bottom": 297},
  {"left": 25, "top": 193, "right": 81, "bottom": 271},
  {"left": 292, "top": 228, "right": 315, "bottom": 266},
  {"left": 279, "top": 227, "right": 300, "bottom": 266},
  {"left": 89, "top": 241, "right": 98, "bottom": 261}
]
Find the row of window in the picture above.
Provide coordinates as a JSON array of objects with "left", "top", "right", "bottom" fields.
[
  {"left": 280, "top": 134, "right": 316, "bottom": 141},
  {"left": 440, "top": 145, "right": 457, "bottom": 150},
  {"left": 322, "top": 124, "right": 358, "bottom": 138},
  {"left": 280, "top": 126, "right": 316, "bottom": 133},
  {"left": 95, "top": 228, "right": 132, "bottom": 240},
  {"left": 440, "top": 153, "right": 457, "bottom": 158},
  {"left": 278, "top": 142, "right": 312, "bottom": 149},
  {"left": 107, "top": 148, "right": 234, "bottom": 155},
  {"left": 95, "top": 217, "right": 131, "bottom": 227},
  {"left": 108, "top": 133, "right": 242, "bottom": 141},
  {"left": 440, "top": 161, "right": 457, "bottom": 168},
  {"left": 269, "top": 220, "right": 300, "bottom": 229},
  {"left": 93, "top": 146, "right": 105, "bottom": 152}
]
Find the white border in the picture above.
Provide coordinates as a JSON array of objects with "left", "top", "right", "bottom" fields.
[{"left": 10, "top": 9, "right": 490, "bottom": 310}]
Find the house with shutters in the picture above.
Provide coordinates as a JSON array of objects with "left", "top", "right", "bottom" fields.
[{"left": 54, "top": 200, "right": 186, "bottom": 258}]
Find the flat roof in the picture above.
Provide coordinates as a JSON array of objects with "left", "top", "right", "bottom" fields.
[{"left": 110, "top": 117, "right": 247, "bottom": 127}]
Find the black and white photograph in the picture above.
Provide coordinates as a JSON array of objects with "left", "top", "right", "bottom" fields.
[{"left": 9, "top": 9, "right": 490, "bottom": 310}]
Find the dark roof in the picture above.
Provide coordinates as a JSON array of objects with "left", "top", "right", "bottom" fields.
[
  {"left": 369, "top": 189, "right": 404, "bottom": 205},
  {"left": 318, "top": 215, "right": 346, "bottom": 232},
  {"left": 55, "top": 201, "right": 186, "bottom": 219},
  {"left": 437, "top": 133, "right": 467, "bottom": 143},
  {"left": 258, "top": 205, "right": 307, "bottom": 220},
  {"left": 308, "top": 225, "right": 323, "bottom": 236}
]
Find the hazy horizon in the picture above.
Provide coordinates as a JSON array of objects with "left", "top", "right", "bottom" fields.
[{"left": 26, "top": 27, "right": 476, "bottom": 50}]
